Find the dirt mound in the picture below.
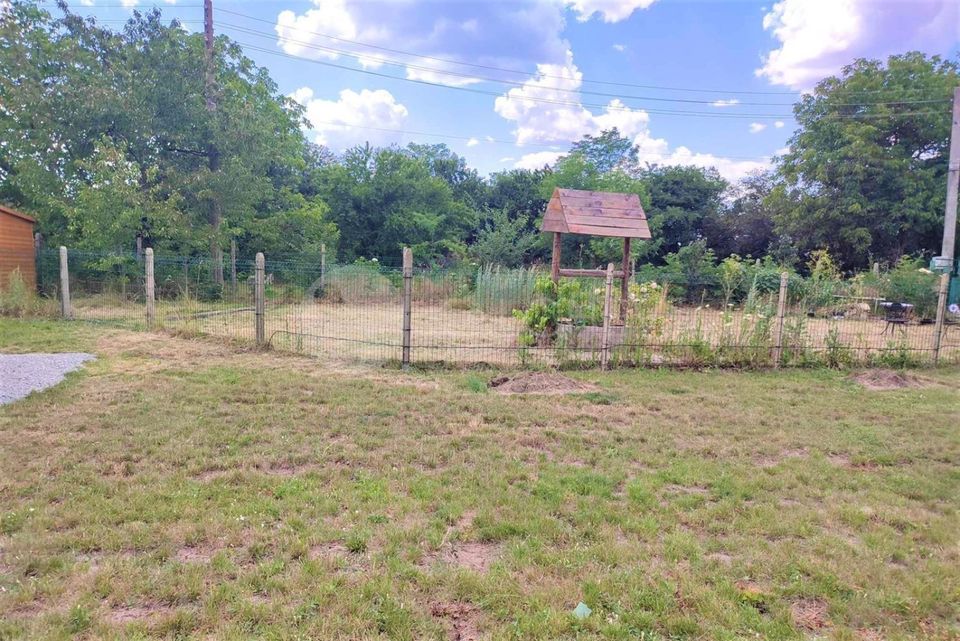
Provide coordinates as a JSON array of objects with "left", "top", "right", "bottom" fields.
[
  {"left": 431, "top": 601, "right": 480, "bottom": 641},
  {"left": 489, "top": 372, "right": 598, "bottom": 395},
  {"left": 851, "top": 370, "right": 927, "bottom": 390},
  {"left": 790, "top": 597, "right": 830, "bottom": 631}
]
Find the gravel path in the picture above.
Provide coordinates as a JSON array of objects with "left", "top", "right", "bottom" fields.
[{"left": 0, "top": 353, "right": 95, "bottom": 405}]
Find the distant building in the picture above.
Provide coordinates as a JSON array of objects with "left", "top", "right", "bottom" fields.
[{"left": 0, "top": 204, "right": 37, "bottom": 291}]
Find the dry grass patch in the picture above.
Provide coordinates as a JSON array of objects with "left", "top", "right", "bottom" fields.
[{"left": 489, "top": 371, "right": 598, "bottom": 395}]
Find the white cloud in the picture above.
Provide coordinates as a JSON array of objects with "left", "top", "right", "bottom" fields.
[
  {"left": 499, "top": 156, "right": 516, "bottom": 163},
  {"left": 275, "top": 1, "right": 568, "bottom": 88},
  {"left": 749, "top": 122, "right": 767, "bottom": 133},
  {"left": 466, "top": 137, "right": 480, "bottom": 147},
  {"left": 711, "top": 98, "right": 740, "bottom": 108},
  {"left": 78, "top": 0, "right": 94, "bottom": 5},
  {"left": 120, "top": 0, "right": 137, "bottom": 7},
  {"left": 289, "top": 86, "right": 409, "bottom": 149},
  {"left": 757, "top": 0, "right": 959, "bottom": 89},
  {"left": 514, "top": 151, "right": 567, "bottom": 169},
  {"left": 774, "top": 120, "right": 785, "bottom": 128},
  {"left": 612, "top": 43, "right": 626, "bottom": 52},
  {"left": 495, "top": 52, "right": 771, "bottom": 181},
  {"left": 566, "top": 0, "right": 659, "bottom": 23}
]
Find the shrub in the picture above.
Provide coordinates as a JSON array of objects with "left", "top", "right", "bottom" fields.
[
  {"left": 322, "top": 264, "right": 396, "bottom": 303},
  {"left": 0, "top": 269, "right": 36, "bottom": 317},
  {"left": 881, "top": 257, "right": 938, "bottom": 319}
]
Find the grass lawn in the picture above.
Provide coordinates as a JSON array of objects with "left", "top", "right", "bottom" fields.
[{"left": 0, "top": 319, "right": 958, "bottom": 640}]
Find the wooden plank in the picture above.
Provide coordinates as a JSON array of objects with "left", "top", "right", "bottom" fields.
[
  {"left": 566, "top": 223, "right": 652, "bottom": 238},
  {"left": 551, "top": 232, "right": 562, "bottom": 283},
  {"left": 561, "top": 207, "right": 648, "bottom": 220},
  {"left": 559, "top": 268, "right": 626, "bottom": 278},
  {"left": 620, "top": 237, "right": 631, "bottom": 323},
  {"left": 541, "top": 197, "right": 569, "bottom": 233},
  {"left": 562, "top": 214, "right": 650, "bottom": 230}
]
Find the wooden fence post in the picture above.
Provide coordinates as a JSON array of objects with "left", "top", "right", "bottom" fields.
[
  {"left": 255, "top": 252, "right": 265, "bottom": 346},
  {"left": 402, "top": 247, "right": 413, "bottom": 369},
  {"left": 230, "top": 239, "right": 237, "bottom": 289},
  {"left": 932, "top": 272, "right": 950, "bottom": 364},
  {"left": 772, "top": 271, "right": 789, "bottom": 367},
  {"left": 59, "top": 246, "right": 72, "bottom": 319},
  {"left": 145, "top": 248, "right": 155, "bottom": 328},
  {"left": 601, "top": 262, "right": 614, "bottom": 370},
  {"left": 320, "top": 243, "right": 326, "bottom": 292}
]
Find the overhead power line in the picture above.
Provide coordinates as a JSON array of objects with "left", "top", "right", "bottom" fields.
[
  {"left": 236, "top": 41, "right": 951, "bottom": 122},
  {"left": 219, "top": 7, "right": 951, "bottom": 100},
  {"left": 221, "top": 22, "right": 949, "bottom": 109}
]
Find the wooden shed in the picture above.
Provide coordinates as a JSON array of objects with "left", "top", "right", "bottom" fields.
[
  {"left": 541, "top": 188, "right": 651, "bottom": 321},
  {"left": 0, "top": 204, "right": 38, "bottom": 291}
]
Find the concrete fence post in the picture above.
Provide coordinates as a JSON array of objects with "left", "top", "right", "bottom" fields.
[
  {"left": 320, "top": 243, "right": 326, "bottom": 293},
  {"left": 932, "top": 272, "right": 950, "bottom": 364},
  {"left": 772, "top": 271, "right": 789, "bottom": 367},
  {"left": 255, "top": 252, "right": 265, "bottom": 346},
  {"left": 145, "top": 248, "right": 156, "bottom": 328},
  {"left": 230, "top": 239, "right": 237, "bottom": 289},
  {"left": 401, "top": 247, "right": 413, "bottom": 369},
  {"left": 601, "top": 262, "right": 615, "bottom": 370},
  {"left": 59, "top": 246, "right": 72, "bottom": 319}
]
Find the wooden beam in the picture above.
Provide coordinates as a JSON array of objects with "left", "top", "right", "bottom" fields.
[
  {"left": 558, "top": 268, "right": 626, "bottom": 279},
  {"left": 619, "top": 237, "right": 631, "bottom": 323},
  {"left": 551, "top": 232, "right": 562, "bottom": 284}
]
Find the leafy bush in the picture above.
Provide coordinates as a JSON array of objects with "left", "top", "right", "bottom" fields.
[
  {"left": 323, "top": 264, "right": 396, "bottom": 303},
  {"left": 513, "top": 276, "right": 601, "bottom": 346},
  {"left": 881, "top": 257, "right": 939, "bottom": 319}
]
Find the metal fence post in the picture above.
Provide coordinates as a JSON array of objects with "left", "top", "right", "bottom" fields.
[
  {"left": 601, "top": 262, "right": 614, "bottom": 370},
  {"left": 401, "top": 247, "right": 413, "bottom": 369},
  {"left": 772, "top": 271, "right": 789, "bottom": 367},
  {"left": 59, "top": 246, "right": 72, "bottom": 319},
  {"left": 145, "top": 248, "right": 155, "bottom": 328},
  {"left": 255, "top": 252, "right": 265, "bottom": 346},
  {"left": 932, "top": 272, "right": 949, "bottom": 364}
]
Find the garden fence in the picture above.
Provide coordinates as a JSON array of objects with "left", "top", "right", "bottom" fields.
[{"left": 29, "top": 246, "right": 958, "bottom": 369}]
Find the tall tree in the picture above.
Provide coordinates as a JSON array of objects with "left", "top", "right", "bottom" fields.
[{"left": 772, "top": 52, "right": 959, "bottom": 269}]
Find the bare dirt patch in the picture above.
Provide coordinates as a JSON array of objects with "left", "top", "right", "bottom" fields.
[
  {"left": 489, "top": 372, "right": 598, "bottom": 395},
  {"left": 105, "top": 602, "right": 174, "bottom": 625},
  {"left": 790, "top": 597, "right": 830, "bottom": 631},
  {"left": 755, "top": 447, "right": 808, "bottom": 468},
  {"left": 175, "top": 545, "right": 217, "bottom": 563},
  {"left": 431, "top": 601, "right": 481, "bottom": 641},
  {"left": 851, "top": 369, "right": 931, "bottom": 390},
  {"left": 441, "top": 542, "right": 499, "bottom": 573},
  {"left": 706, "top": 552, "right": 733, "bottom": 565}
]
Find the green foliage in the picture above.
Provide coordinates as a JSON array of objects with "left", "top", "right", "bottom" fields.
[
  {"left": 322, "top": 264, "right": 396, "bottom": 303},
  {"left": 470, "top": 210, "right": 537, "bottom": 267},
  {"left": 772, "top": 52, "right": 959, "bottom": 269},
  {"left": 880, "top": 257, "right": 939, "bottom": 318},
  {"left": 513, "top": 276, "right": 600, "bottom": 346},
  {"left": 0, "top": 269, "right": 37, "bottom": 317},
  {"left": 473, "top": 265, "right": 540, "bottom": 316}
]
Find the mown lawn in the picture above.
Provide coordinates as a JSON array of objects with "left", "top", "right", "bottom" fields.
[{"left": 0, "top": 319, "right": 958, "bottom": 640}]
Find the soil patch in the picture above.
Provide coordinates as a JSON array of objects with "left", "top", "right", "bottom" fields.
[
  {"left": 175, "top": 545, "right": 217, "bottom": 563},
  {"left": 431, "top": 601, "right": 481, "bottom": 641},
  {"left": 489, "top": 372, "right": 598, "bottom": 395},
  {"left": 442, "top": 542, "right": 499, "bottom": 573},
  {"left": 851, "top": 370, "right": 930, "bottom": 390},
  {"left": 791, "top": 597, "right": 830, "bottom": 631},
  {"left": 105, "top": 602, "right": 173, "bottom": 624}
]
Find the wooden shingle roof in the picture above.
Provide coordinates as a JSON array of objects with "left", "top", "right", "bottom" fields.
[
  {"left": 0, "top": 204, "right": 37, "bottom": 224},
  {"left": 540, "top": 188, "right": 650, "bottom": 239}
]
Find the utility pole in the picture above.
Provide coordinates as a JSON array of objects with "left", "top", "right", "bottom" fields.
[
  {"left": 935, "top": 86, "right": 960, "bottom": 270},
  {"left": 204, "top": 0, "right": 224, "bottom": 285}
]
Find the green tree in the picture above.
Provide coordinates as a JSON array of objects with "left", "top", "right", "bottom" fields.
[{"left": 772, "top": 52, "right": 959, "bottom": 269}]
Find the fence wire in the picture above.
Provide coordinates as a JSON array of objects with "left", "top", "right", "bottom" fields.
[{"left": 24, "top": 248, "right": 960, "bottom": 368}]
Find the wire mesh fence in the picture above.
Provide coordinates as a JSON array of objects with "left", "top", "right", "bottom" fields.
[{"left": 22, "top": 247, "right": 960, "bottom": 368}]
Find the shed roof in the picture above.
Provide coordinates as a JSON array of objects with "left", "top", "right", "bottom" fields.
[
  {"left": 540, "top": 188, "right": 650, "bottom": 239},
  {"left": 0, "top": 204, "right": 37, "bottom": 224}
]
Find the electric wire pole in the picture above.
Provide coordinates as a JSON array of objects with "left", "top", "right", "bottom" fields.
[
  {"left": 204, "top": 0, "right": 224, "bottom": 285},
  {"left": 937, "top": 86, "right": 960, "bottom": 269}
]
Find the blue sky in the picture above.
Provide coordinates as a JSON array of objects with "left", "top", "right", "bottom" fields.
[{"left": 74, "top": 0, "right": 958, "bottom": 180}]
